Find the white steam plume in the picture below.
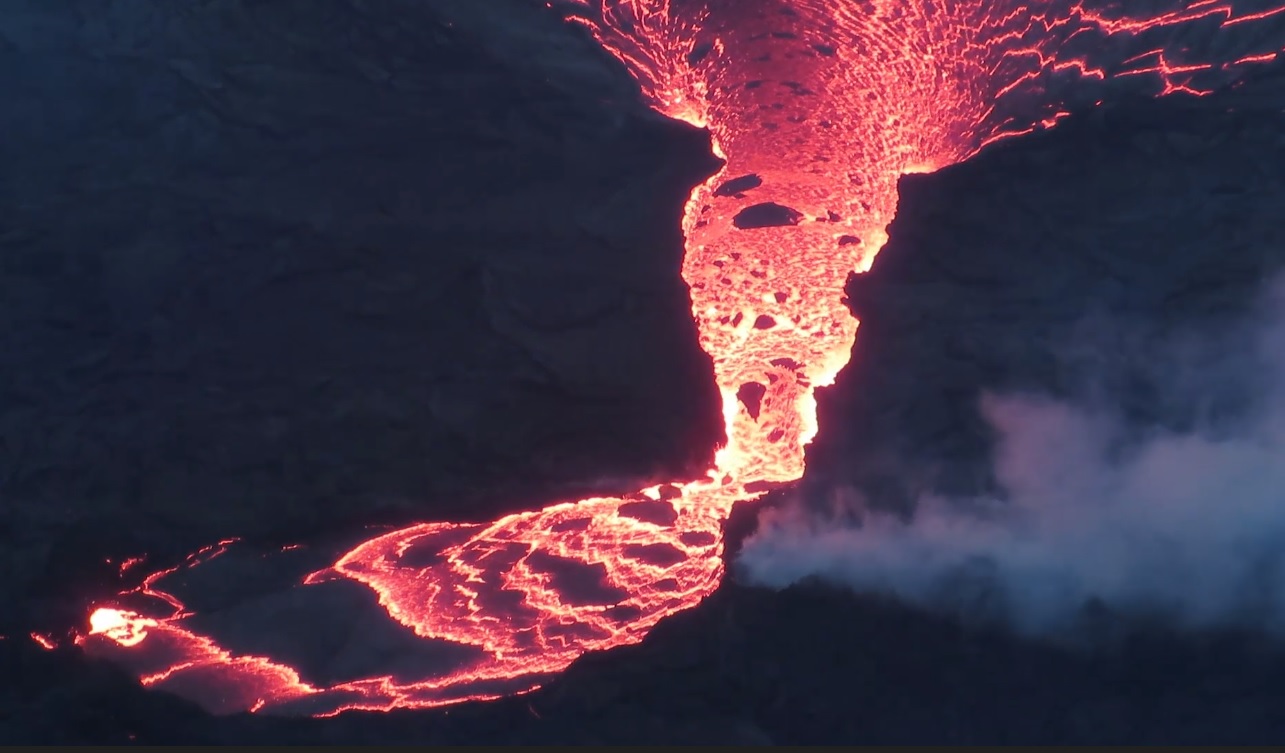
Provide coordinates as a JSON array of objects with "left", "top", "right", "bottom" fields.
[{"left": 738, "top": 273, "right": 1285, "bottom": 637}]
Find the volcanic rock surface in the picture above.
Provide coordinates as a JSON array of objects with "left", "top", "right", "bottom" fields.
[
  {"left": 1, "top": 0, "right": 721, "bottom": 638},
  {"left": 806, "top": 81, "right": 1285, "bottom": 513},
  {"left": 7, "top": 0, "right": 1285, "bottom": 746}
]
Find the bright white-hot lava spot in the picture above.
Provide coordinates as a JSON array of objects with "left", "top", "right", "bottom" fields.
[{"left": 64, "top": 0, "right": 1285, "bottom": 717}]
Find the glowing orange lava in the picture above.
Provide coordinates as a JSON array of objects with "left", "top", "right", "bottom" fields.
[{"left": 71, "top": 0, "right": 1285, "bottom": 717}]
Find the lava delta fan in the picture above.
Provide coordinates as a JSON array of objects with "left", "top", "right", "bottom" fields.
[{"left": 68, "top": 0, "right": 1285, "bottom": 718}]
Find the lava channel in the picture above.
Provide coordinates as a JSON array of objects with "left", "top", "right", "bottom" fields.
[{"left": 65, "top": 0, "right": 1285, "bottom": 717}]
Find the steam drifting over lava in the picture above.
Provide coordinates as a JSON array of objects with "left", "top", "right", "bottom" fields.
[{"left": 69, "top": 0, "right": 1285, "bottom": 717}]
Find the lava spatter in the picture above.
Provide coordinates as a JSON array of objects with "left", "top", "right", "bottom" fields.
[{"left": 72, "top": 0, "right": 1285, "bottom": 717}]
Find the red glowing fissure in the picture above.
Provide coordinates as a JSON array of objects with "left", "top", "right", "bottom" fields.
[{"left": 63, "top": 0, "right": 1285, "bottom": 717}]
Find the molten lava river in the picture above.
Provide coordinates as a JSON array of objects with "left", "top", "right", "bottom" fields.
[{"left": 64, "top": 0, "right": 1285, "bottom": 717}]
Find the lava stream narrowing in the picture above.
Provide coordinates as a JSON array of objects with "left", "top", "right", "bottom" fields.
[{"left": 64, "top": 0, "right": 1285, "bottom": 717}]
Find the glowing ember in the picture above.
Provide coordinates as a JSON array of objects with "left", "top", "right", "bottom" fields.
[
  {"left": 30, "top": 632, "right": 57, "bottom": 651},
  {"left": 73, "top": 0, "right": 1285, "bottom": 716}
]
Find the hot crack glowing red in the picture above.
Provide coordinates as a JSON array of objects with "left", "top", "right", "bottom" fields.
[{"left": 70, "top": 0, "right": 1285, "bottom": 716}]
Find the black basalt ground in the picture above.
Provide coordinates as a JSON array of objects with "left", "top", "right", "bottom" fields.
[
  {"left": 806, "top": 77, "right": 1285, "bottom": 515},
  {"left": 1, "top": 0, "right": 722, "bottom": 643},
  {"left": 7, "top": 0, "right": 1285, "bottom": 746}
]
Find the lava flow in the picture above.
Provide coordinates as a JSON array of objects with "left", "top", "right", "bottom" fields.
[{"left": 69, "top": 0, "right": 1285, "bottom": 717}]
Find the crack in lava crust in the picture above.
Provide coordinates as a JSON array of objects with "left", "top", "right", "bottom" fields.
[{"left": 70, "top": 0, "right": 1285, "bottom": 717}]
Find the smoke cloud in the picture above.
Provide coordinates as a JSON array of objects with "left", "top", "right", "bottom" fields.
[{"left": 737, "top": 273, "right": 1285, "bottom": 638}]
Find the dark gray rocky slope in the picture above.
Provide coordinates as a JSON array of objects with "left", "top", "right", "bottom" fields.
[
  {"left": 1, "top": 0, "right": 722, "bottom": 638},
  {"left": 807, "top": 76, "right": 1285, "bottom": 513}
]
